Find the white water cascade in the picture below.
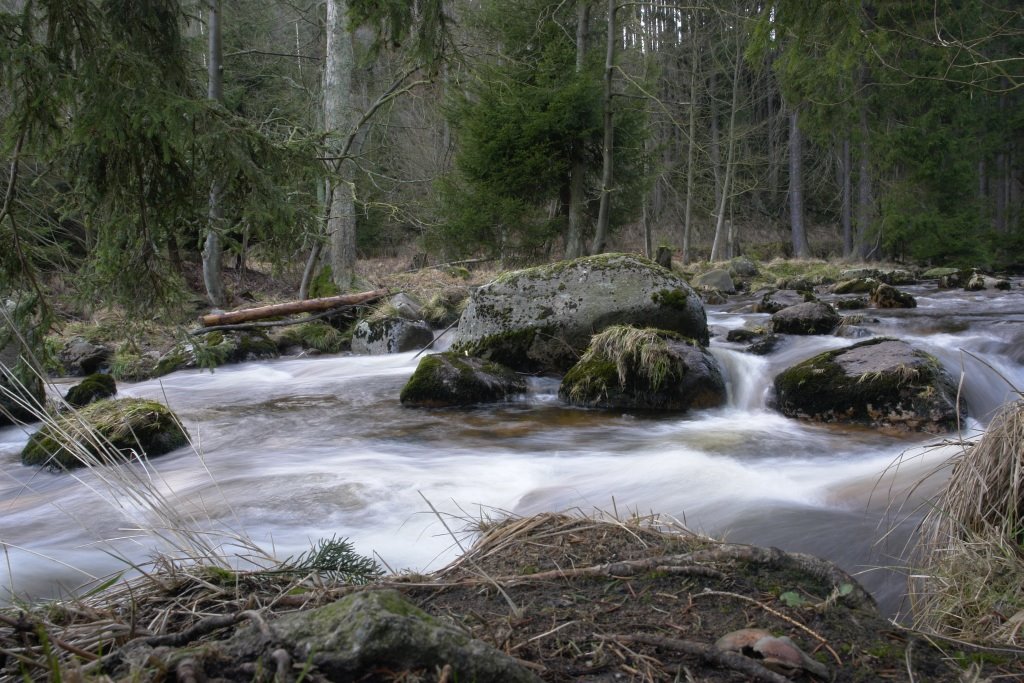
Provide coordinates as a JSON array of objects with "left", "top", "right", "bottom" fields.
[{"left": 1, "top": 282, "right": 1021, "bottom": 616}]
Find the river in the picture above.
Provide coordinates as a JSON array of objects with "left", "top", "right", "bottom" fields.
[{"left": 1, "top": 281, "right": 1021, "bottom": 617}]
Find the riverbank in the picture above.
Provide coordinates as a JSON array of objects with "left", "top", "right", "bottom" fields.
[{"left": 2, "top": 511, "right": 1022, "bottom": 681}]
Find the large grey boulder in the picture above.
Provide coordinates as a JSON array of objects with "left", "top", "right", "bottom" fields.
[
  {"left": 351, "top": 318, "right": 434, "bottom": 355},
  {"left": 451, "top": 254, "right": 708, "bottom": 373},
  {"left": 771, "top": 301, "right": 840, "bottom": 335},
  {"left": 773, "top": 338, "right": 962, "bottom": 432},
  {"left": 58, "top": 336, "right": 109, "bottom": 376},
  {"left": 754, "top": 288, "right": 806, "bottom": 314},
  {"left": 559, "top": 326, "right": 726, "bottom": 411},
  {"left": 693, "top": 268, "right": 736, "bottom": 294},
  {"left": 401, "top": 352, "right": 526, "bottom": 407},
  {"left": 224, "top": 590, "right": 542, "bottom": 683}
]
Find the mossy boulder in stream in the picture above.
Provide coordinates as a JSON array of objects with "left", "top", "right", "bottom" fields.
[
  {"left": 351, "top": 318, "right": 434, "bottom": 355},
  {"left": 64, "top": 373, "right": 116, "bottom": 408},
  {"left": 401, "top": 352, "right": 526, "bottom": 407},
  {"left": 870, "top": 283, "right": 917, "bottom": 308},
  {"left": 451, "top": 253, "right": 708, "bottom": 373},
  {"left": 21, "top": 398, "right": 188, "bottom": 468},
  {"left": 773, "top": 338, "right": 962, "bottom": 431},
  {"left": 560, "top": 326, "right": 725, "bottom": 411},
  {"left": 771, "top": 301, "right": 840, "bottom": 335}
]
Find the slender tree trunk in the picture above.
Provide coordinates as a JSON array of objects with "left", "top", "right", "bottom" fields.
[
  {"left": 590, "top": 0, "right": 616, "bottom": 255},
  {"left": 710, "top": 36, "right": 740, "bottom": 262},
  {"left": 841, "top": 136, "right": 852, "bottom": 257},
  {"left": 855, "top": 105, "right": 873, "bottom": 259},
  {"left": 682, "top": 4, "right": 699, "bottom": 265},
  {"left": 325, "top": 0, "right": 357, "bottom": 290},
  {"left": 565, "top": 0, "right": 591, "bottom": 259},
  {"left": 202, "top": 0, "right": 227, "bottom": 307},
  {"left": 788, "top": 107, "right": 809, "bottom": 258}
]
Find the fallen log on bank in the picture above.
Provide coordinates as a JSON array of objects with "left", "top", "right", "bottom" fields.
[{"left": 198, "top": 289, "right": 387, "bottom": 327}]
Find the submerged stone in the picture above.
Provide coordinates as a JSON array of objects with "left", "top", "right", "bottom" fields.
[
  {"left": 451, "top": 253, "right": 708, "bottom": 373},
  {"left": 773, "top": 338, "right": 962, "bottom": 431}
]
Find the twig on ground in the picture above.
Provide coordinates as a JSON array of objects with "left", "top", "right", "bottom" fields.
[{"left": 600, "top": 633, "right": 792, "bottom": 683}]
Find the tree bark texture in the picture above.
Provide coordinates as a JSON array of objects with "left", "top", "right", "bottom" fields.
[
  {"left": 202, "top": 0, "right": 227, "bottom": 307},
  {"left": 841, "top": 136, "right": 852, "bottom": 257},
  {"left": 199, "top": 289, "right": 387, "bottom": 327},
  {"left": 590, "top": 0, "right": 616, "bottom": 255},
  {"left": 565, "top": 0, "right": 591, "bottom": 260},
  {"left": 788, "top": 107, "right": 809, "bottom": 258},
  {"left": 709, "top": 34, "right": 740, "bottom": 262},
  {"left": 325, "top": 0, "right": 358, "bottom": 290}
]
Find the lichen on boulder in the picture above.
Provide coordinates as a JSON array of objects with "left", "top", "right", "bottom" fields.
[
  {"left": 451, "top": 253, "right": 708, "bottom": 373},
  {"left": 773, "top": 337, "right": 962, "bottom": 431},
  {"left": 560, "top": 325, "right": 726, "bottom": 411},
  {"left": 21, "top": 397, "right": 189, "bottom": 469},
  {"left": 771, "top": 301, "right": 840, "bottom": 335},
  {"left": 400, "top": 352, "right": 526, "bottom": 407},
  {"left": 351, "top": 318, "right": 434, "bottom": 355},
  {"left": 215, "top": 589, "right": 541, "bottom": 683}
]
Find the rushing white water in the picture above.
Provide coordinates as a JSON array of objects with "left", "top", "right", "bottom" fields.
[{"left": 1, "top": 281, "right": 1021, "bottom": 616}]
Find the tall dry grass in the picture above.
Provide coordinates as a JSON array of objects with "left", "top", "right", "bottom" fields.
[{"left": 911, "top": 400, "right": 1024, "bottom": 645}]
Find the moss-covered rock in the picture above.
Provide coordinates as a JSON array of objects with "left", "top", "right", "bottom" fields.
[
  {"left": 559, "top": 326, "right": 726, "bottom": 411},
  {"left": 220, "top": 589, "right": 541, "bottom": 683},
  {"left": 870, "top": 283, "right": 917, "bottom": 308},
  {"left": 64, "top": 373, "right": 116, "bottom": 408},
  {"left": 832, "top": 278, "right": 879, "bottom": 295},
  {"left": 773, "top": 338, "right": 962, "bottom": 431},
  {"left": 154, "top": 331, "right": 278, "bottom": 376},
  {"left": 21, "top": 398, "right": 189, "bottom": 469},
  {"left": 400, "top": 352, "right": 526, "bottom": 407},
  {"left": 351, "top": 318, "right": 434, "bottom": 355},
  {"left": 771, "top": 301, "right": 840, "bottom": 335},
  {"left": 451, "top": 254, "right": 708, "bottom": 373}
]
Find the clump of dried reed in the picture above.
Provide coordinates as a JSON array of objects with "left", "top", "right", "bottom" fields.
[{"left": 911, "top": 400, "right": 1024, "bottom": 645}]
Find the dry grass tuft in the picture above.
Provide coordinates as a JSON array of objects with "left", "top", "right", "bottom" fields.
[
  {"left": 585, "top": 326, "right": 678, "bottom": 391},
  {"left": 912, "top": 400, "right": 1024, "bottom": 645}
]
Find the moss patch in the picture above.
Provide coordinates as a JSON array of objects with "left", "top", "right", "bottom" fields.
[
  {"left": 400, "top": 352, "right": 526, "bottom": 407},
  {"left": 64, "top": 373, "right": 117, "bottom": 408}
]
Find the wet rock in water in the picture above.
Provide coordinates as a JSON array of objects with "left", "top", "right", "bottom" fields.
[
  {"left": 693, "top": 268, "right": 736, "bottom": 294},
  {"left": 451, "top": 253, "right": 708, "bottom": 373},
  {"left": 747, "top": 333, "right": 782, "bottom": 355},
  {"left": 400, "top": 352, "right": 526, "bottom": 407},
  {"left": 155, "top": 331, "right": 278, "bottom": 376},
  {"left": 725, "top": 328, "right": 761, "bottom": 344},
  {"left": 753, "top": 288, "right": 805, "bottom": 314},
  {"left": 840, "top": 267, "right": 880, "bottom": 280},
  {"left": 64, "top": 372, "right": 116, "bottom": 408},
  {"left": 870, "top": 283, "right": 916, "bottom": 308},
  {"left": 835, "top": 296, "right": 868, "bottom": 310},
  {"left": 58, "top": 336, "right": 109, "bottom": 376},
  {"left": 966, "top": 272, "right": 1012, "bottom": 291},
  {"left": 832, "top": 277, "right": 878, "bottom": 295},
  {"left": 701, "top": 289, "right": 728, "bottom": 305},
  {"left": 878, "top": 268, "right": 917, "bottom": 285},
  {"left": 771, "top": 301, "right": 840, "bottom": 335},
  {"left": 351, "top": 318, "right": 434, "bottom": 355},
  {"left": 222, "top": 590, "right": 542, "bottom": 683},
  {"left": 773, "top": 337, "right": 962, "bottom": 431},
  {"left": 921, "top": 266, "right": 959, "bottom": 280},
  {"left": 388, "top": 292, "right": 425, "bottom": 320},
  {"left": 21, "top": 397, "right": 189, "bottom": 469},
  {"left": 559, "top": 326, "right": 725, "bottom": 411}
]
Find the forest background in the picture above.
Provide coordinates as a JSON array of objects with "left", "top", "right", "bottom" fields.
[{"left": 1, "top": 0, "right": 1022, "bottom": 330}]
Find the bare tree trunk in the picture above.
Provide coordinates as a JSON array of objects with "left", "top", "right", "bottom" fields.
[
  {"left": 682, "top": 3, "right": 699, "bottom": 265},
  {"left": 202, "top": 0, "right": 227, "bottom": 307},
  {"left": 788, "top": 107, "right": 809, "bottom": 258},
  {"left": 590, "top": 0, "right": 616, "bottom": 255},
  {"left": 840, "top": 136, "right": 852, "bottom": 257},
  {"left": 325, "top": 0, "right": 357, "bottom": 290},
  {"left": 855, "top": 105, "right": 873, "bottom": 259},
  {"left": 710, "top": 35, "right": 740, "bottom": 262},
  {"left": 565, "top": 0, "right": 591, "bottom": 259}
]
